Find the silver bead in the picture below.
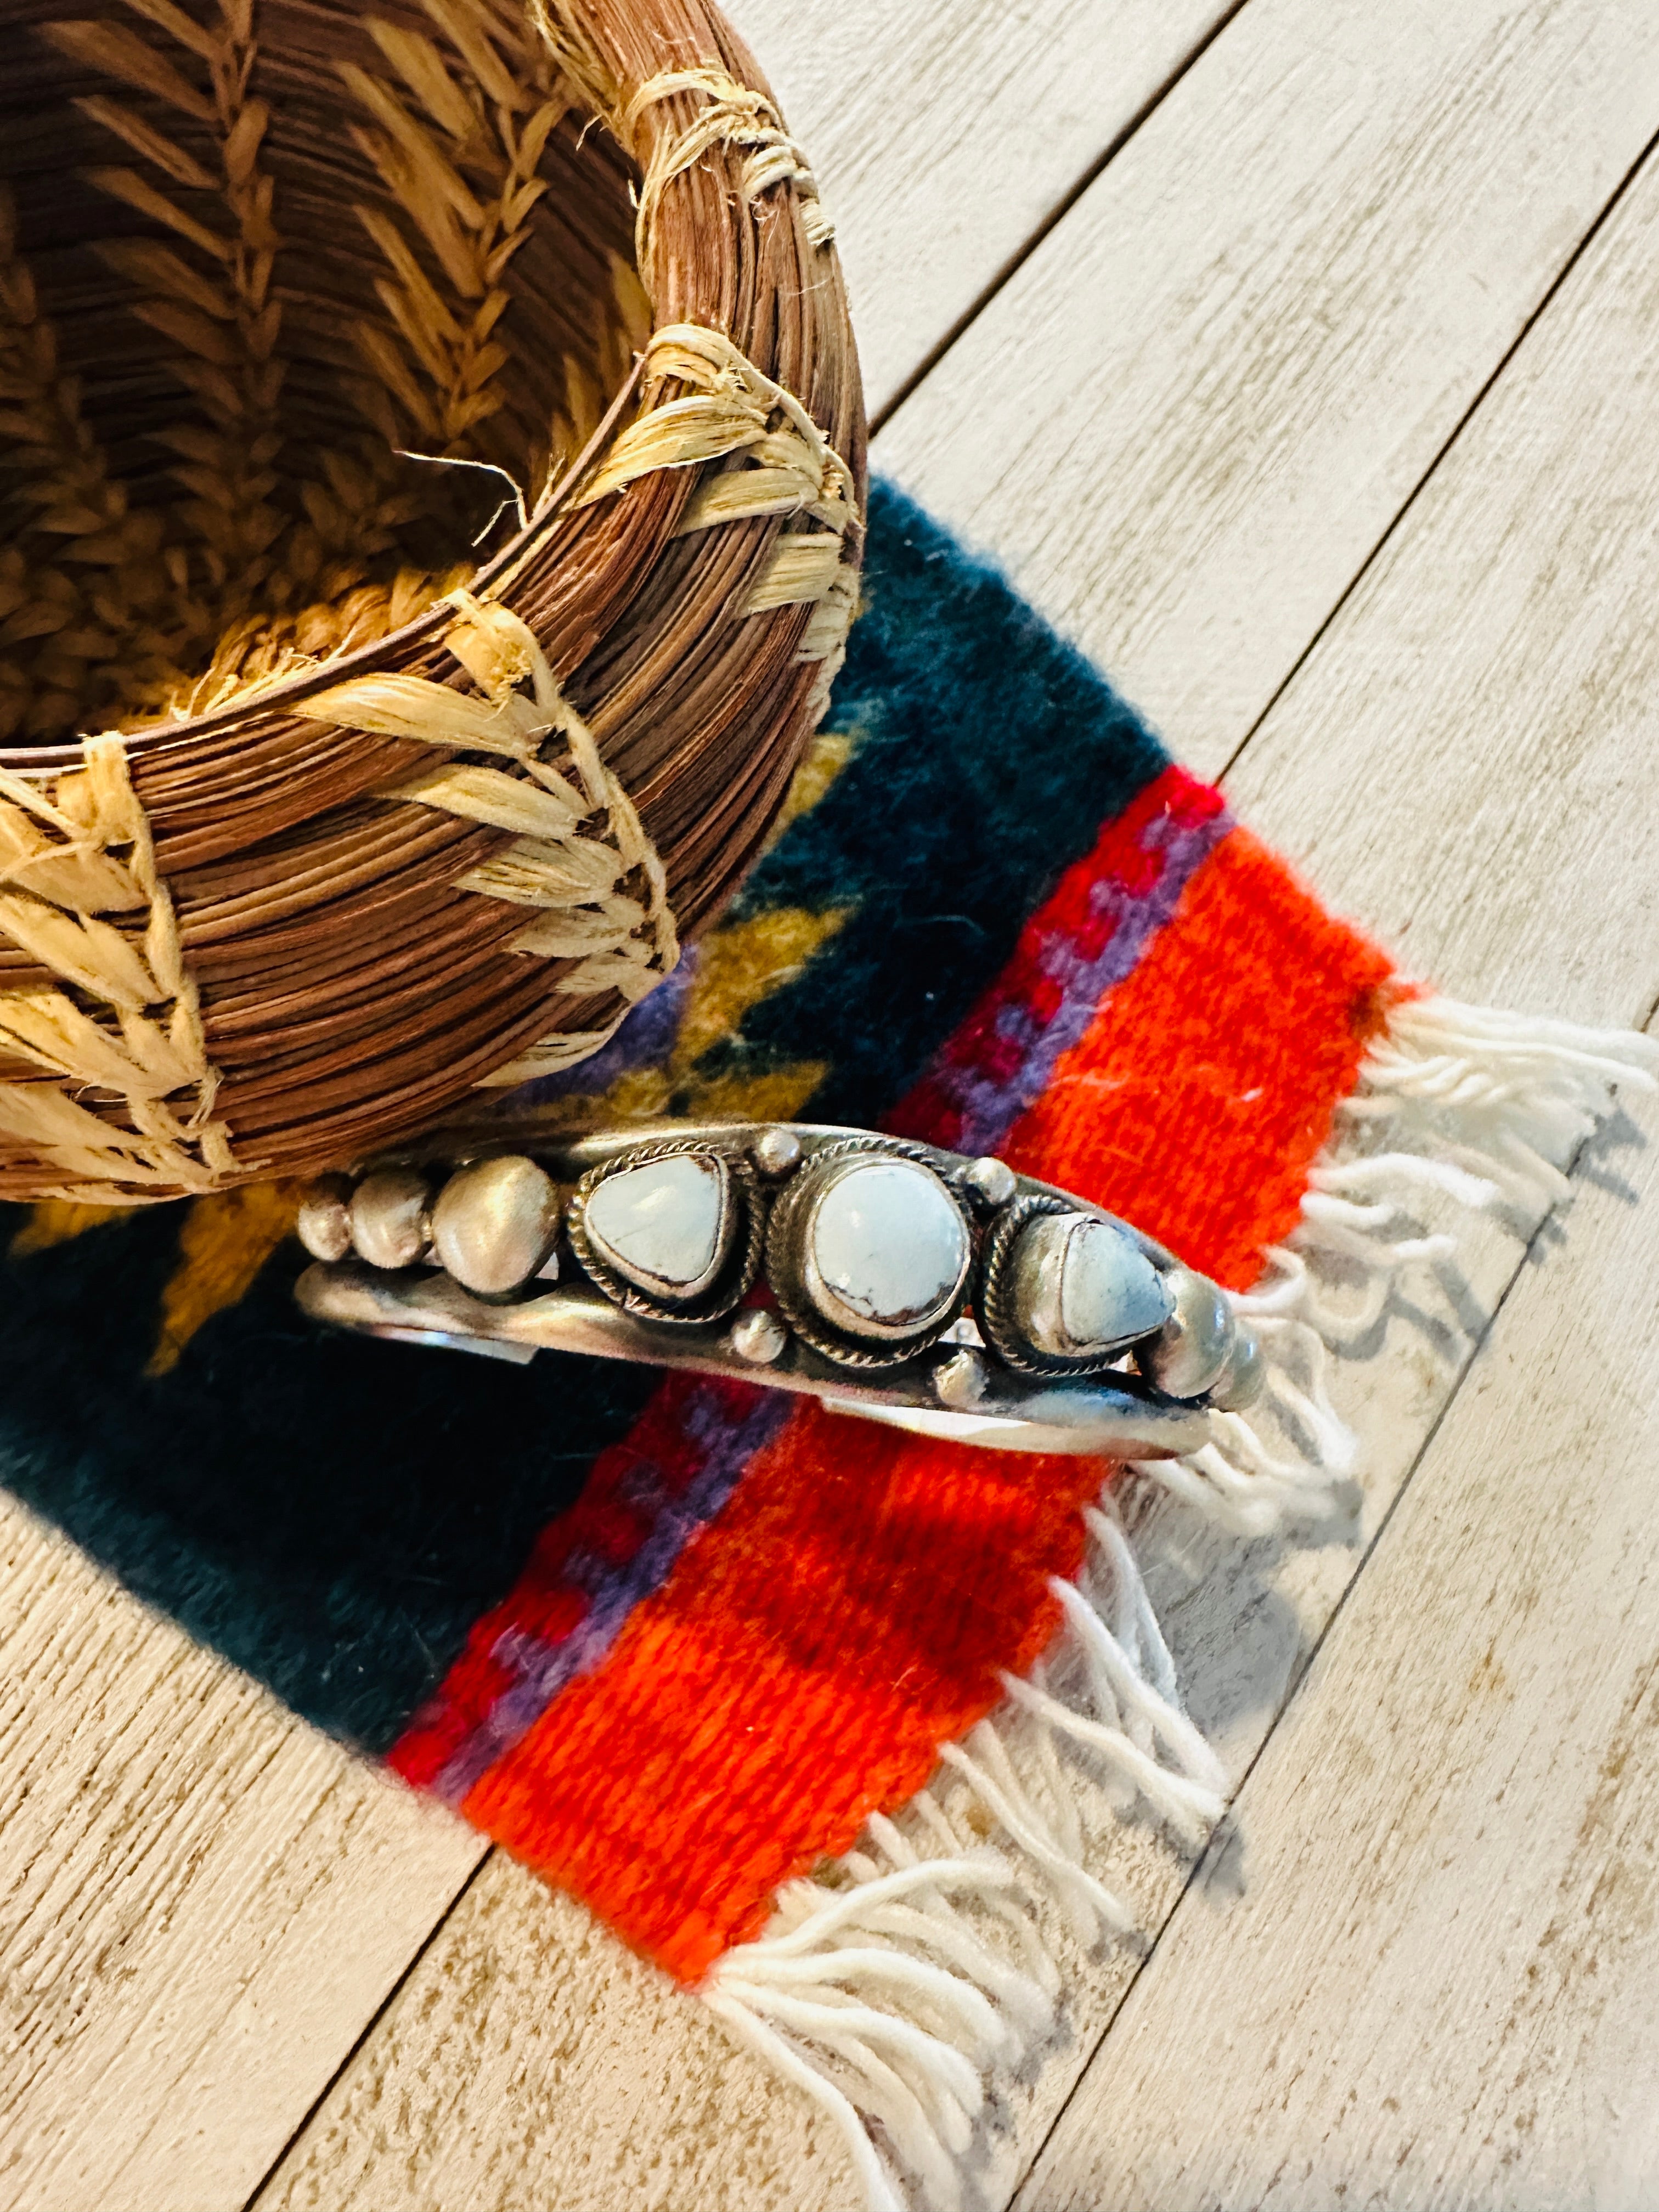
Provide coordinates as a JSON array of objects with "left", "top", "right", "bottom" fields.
[
  {"left": 296, "top": 1175, "right": 353, "bottom": 1263},
  {"left": 962, "top": 1155, "right": 1017, "bottom": 1209},
  {"left": 1211, "top": 1326, "right": 1266, "bottom": 1411},
  {"left": 751, "top": 1126, "right": 803, "bottom": 1178},
  {"left": 430, "top": 1155, "right": 561, "bottom": 1296},
  {"left": 1143, "top": 1266, "right": 1234, "bottom": 1398},
  {"left": 350, "top": 1169, "right": 430, "bottom": 1270},
  {"left": 933, "top": 1348, "right": 987, "bottom": 1408},
  {"left": 730, "top": 1308, "right": 789, "bottom": 1365},
  {"left": 1012, "top": 1211, "right": 1172, "bottom": 1361}
]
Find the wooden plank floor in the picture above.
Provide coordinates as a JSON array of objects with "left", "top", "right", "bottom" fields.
[{"left": 4, "top": 3, "right": 1659, "bottom": 2207}]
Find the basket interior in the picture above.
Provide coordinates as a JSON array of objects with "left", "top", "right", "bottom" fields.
[{"left": 1, "top": 0, "right": 645, "bottom": 746}]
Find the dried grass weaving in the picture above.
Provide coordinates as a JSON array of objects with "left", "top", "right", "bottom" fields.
[{"left": 0, "top": 0, "right": 864, "bottom": 1200}]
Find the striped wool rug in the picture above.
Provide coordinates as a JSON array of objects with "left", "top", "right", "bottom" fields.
[{"left": 1, "top": 481, "right": 1650, "bottom": 2211}]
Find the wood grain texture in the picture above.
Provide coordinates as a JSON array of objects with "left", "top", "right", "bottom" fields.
[
  {"left": 719, "top": 0, "right": 1236, "bottom": 420},
  {"left": 1019, "top": 109, "right": 1659, "bottom": 2212},
  {"left": 1224, "top": 132, "right": 1659, "bottom": 1028},
  {"left": 1021, "top": 1075, "right": 1659, "bottom": 2210},
  {"left": 0, "top": 1497, "right": 482, "bottom": 2212},
  {"left": 252, "top": 1850, "right": 857, "bottom": 2212},
  {"left": 875, "top": 0, "right": 1659, "bottom": 777},
  {"left": 244, "top": 10, "right": 1659, "bottom": 2211}
]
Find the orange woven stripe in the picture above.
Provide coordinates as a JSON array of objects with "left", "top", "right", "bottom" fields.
[
  {"left": 462, "top": 827, "right": 1396, "bottom": 1979},
  {"left": 464, "top": 1407, "right": 1097, "bottom": 1980},
  {"left": 1000, "top": 824, "right": 1398, "bottom": 1286}
]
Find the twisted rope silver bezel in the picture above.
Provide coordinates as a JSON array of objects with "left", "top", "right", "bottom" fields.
[
  {"left": 566, "top": 1133, "right": 764, "bottom": 1327},
  {"left": 978, "top": 1190, "right": 1153, "bottom": 1379},
  {"left": 763, "top": 1133, "right": 977, "bottom": 1371}
]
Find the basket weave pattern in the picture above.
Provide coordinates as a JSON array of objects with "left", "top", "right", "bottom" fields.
[{"left": 0, "top": 0, "right": 864, "bottom": 1200}]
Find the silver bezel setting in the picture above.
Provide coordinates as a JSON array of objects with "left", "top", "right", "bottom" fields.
[
  {"left": 293, "top": 1119, "right": 1256, "bottom": 1460},
  {"left": 765, "top": 1136, "right": 975, "bottom": 1369},
  {"left": 566, "top": 1137, "right": 763, "bottom": 1327},
  {"left": 978, "top": 1192, "right": 1169, "bottom": 1378}
]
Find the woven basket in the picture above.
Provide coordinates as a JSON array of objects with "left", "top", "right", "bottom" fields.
[{"left": 0, "top": 0, "right": 864, "bottom": 1203}]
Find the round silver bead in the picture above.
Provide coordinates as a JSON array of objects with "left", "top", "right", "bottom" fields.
[
  {"left": 730, "top": 1308, "right": 789, "bottom": 1365},
  {"left": 430, "top": 1155, "right": 562, "bottom": 1296},
  {"left": 349, "top": 1168, "right": 430, "bottom": 1271},
  {"left": 751, "top": 1127, "right": 804, "bottom": 1179},
  {"left": 1142, "top": 1266, "right": 1234, "bottom": 1398},
  {"left": 1211, "top": 1326, "right": 1266, "bottom": 1411},
  {"left": 296, "top": 1175, "right": 353, "bottom": 1263},
  {"left": 933, "top": 1348, "right": 988, "bottom": 1408},
  {"left": 962, "top": 1155, "right": 1017, "bottom": 1209}
]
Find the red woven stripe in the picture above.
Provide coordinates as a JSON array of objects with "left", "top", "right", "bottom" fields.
[
  {"left": 890, "top": 763, "right": 1226, "bottom": 1153},
  {"left": 1000, "top": 823, "right": 1397, "bottom": 1284}
]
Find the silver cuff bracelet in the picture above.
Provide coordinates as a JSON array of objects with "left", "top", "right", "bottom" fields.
[{"left": 294, "top": 1121, "right": 1262, "bottom": 1461}]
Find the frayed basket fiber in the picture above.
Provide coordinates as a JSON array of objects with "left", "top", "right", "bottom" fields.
[{"left": 0, "top": 0, "right": 862, "bottom": 1202}]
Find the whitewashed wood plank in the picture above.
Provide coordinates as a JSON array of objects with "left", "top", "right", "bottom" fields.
[
  {"left": 245, "top": 13, "right": 1659, "bottom": 2212},
  {"left": 1222, "top": 173, "right": 1659, "bottom": 1029},
  {"left": 1019, "top": 97, "right": 1659, "bottom": 2212},
  {"left": 1022, "top": 1058, "right": 1659, "bottom": 2208},
  {"left": 0, "top": 1496, "right": 483, "bottom": 2212},
  {"left": 719, "top": 0, "right": 1237, "bottom": 422},
  {"left": 876, "top": 0, "right": 1659, "bottom": 778},
  {"left": 251, "top": 1849, "right": 859, "bottom": 2212}
]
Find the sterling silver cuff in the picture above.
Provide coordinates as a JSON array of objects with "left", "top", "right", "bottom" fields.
[{"left": 294, "top": 1121, "right": 1262, "bottom": 1461}]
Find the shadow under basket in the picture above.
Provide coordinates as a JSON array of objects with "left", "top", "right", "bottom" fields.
[{"left": 0, "top": 0, "right": 864, "bottom": 1201}]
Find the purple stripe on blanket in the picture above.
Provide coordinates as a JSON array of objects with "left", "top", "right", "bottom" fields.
[{"left": 428, "top": 1382, "right": 789, "bottom": 1804}]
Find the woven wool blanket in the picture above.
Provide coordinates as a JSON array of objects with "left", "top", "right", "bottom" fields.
[{"left": 1, "top": 481, "right": 1651, "bottom": 2211}]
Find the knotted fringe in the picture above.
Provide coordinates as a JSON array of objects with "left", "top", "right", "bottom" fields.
[{"left": 701, "top": 992, "right": 1657, "bottom": 2211}]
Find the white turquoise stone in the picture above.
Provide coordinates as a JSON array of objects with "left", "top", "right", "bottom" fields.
[
  {"left": 1015, "top": 1212, "right": 1172, "bottom": 1358},
  {"left": 1061, "top": 1218, "right": 1171, "bottom": 1347},
  {"left": 805, "top": 1158, "right": 970, "bottom": 1340},
  {"left": 584, "top": 1152, "right": 730, "bottom": 1300}
]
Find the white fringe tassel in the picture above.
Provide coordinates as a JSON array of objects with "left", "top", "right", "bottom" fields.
[
  {"left": 702, "top": 994, "right": 1657, "bottom": 2210},
  {"left": 703, "top": 1497, "right": 1222, "bottom": 2212},
  {"left": 1131, "top": 994, "right": 1658, "bottom": 1538}
]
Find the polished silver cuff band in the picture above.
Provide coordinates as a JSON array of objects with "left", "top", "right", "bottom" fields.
[{"left": 294, "top": 1121, "right": 1262, "bottom": 1461}]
